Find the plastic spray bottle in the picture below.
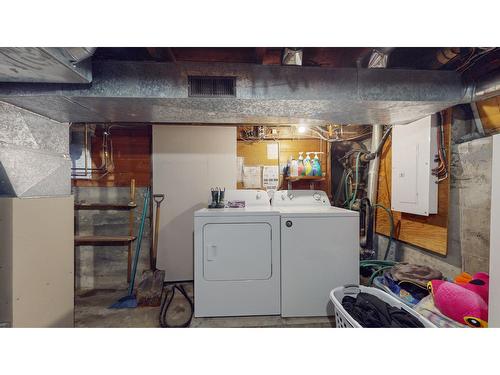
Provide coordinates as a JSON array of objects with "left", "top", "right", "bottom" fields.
[
  {"left": 298, "top": 152, "right": 305, "bottom": 176},
  {"left": 304, "top": 152, "right": 313, "bottom": 176},
  {"left": 312, "top": 152, "right": 323, "bottom": 176}
]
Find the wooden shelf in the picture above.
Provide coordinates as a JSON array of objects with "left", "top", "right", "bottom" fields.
[
  {"left": 75, "top": 203, "right": 137, "bottom": 211},
  {"left": 74, "top": 235, "right": 136, "bottom": 246},
  {"left": 285, "top": 176, "right": 325, "bottom": 182},
  {"left": 285, "top": 175, "right": 325, "bottom": 190},
  {"left": 73, "top": 179, "right": 138, "bottom": 283}
]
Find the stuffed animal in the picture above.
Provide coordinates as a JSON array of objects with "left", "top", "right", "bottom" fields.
[
  {"left": 460, "top": 272, "right": 489, "bottom": 304},
  {"left": 427, "top": 280, "right": 488, "bottom": 328},
  {"left": 454, "top": 272, "right": 473, "bottom": 285}
]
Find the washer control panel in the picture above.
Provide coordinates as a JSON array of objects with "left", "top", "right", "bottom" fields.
[{"left": 271, "top": 190, "right": 330, "bottom": 207}]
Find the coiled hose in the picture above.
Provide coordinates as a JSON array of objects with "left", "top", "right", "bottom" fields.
[
  {"left": 360, "top": 260, "right": 397, "bottom": 286},
  {"left": 159, "top": 283, "right": 194, "bottom": 328}
]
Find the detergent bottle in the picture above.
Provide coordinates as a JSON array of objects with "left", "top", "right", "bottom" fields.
[
  {"left": 290, "top": 156, "right": 299, "bottom": 177},
  {"left": 312, "top": 152, "right": 322, "bottom": 176},
  {"left": 304, "top": 152, "right": 313, "bottom": 176},
  {"left": 284, "top": 155, "right": 292, "bottom": 176},
  {"left": 297, "top": 152, "right": 305, "bottom": 176}
]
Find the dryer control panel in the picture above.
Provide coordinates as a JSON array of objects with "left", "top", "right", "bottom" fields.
[
  {"left": 207, "top": 189, "right": 270, "bottom": 207},
  {"left": 271, "top": 190, "right": 330, "bottom": 207}
]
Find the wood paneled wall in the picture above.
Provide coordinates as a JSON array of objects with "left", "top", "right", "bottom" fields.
[
  {"left": 375, "top": 110, "right": 452, "bottom": 255},
  {"left": 236, "top": 138, "right": 331, "bottom": 194},
  {"left": 477, "top": 95, "right": 500, "bottom": 134},
  {"left": 73, "top": 125, "right": 152, "bottom": 187}
]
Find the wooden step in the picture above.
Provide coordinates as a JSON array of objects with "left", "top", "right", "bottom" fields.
[
  {"left": 74, "top": 235, "right": 136, "bottom": 246},
  {"left": 75, "top": 203, "right": 137, "bottom": 211}
]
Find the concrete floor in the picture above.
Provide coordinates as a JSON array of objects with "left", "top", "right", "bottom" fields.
[{"left": 75, "top": 283, "right": 335, "bottom": 328}]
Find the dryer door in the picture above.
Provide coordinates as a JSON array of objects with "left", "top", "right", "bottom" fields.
[{"left": 203, "top": 223, "right": 272, "bottom": 281}]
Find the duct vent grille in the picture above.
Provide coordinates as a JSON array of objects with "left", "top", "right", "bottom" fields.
[{"left": 188, "top": 76, "right": 236, "bottom": 97}]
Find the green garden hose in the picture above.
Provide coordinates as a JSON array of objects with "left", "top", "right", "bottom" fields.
[
  {"left": 349, "top": 152, "right": 362, "bottom": 209},
  {"left": 373, "top": 203, "right": 394, "bottom": 260},
  {"left": 359, "top": 260, "right": 397, "bottom": 286}
]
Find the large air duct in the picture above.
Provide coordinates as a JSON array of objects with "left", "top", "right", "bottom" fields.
[
  {"left": 0, "top": 60, "right": 468, "bottom": 125},
  {"left": 0, "top": 47, "right": 95, "bottom": 83}
]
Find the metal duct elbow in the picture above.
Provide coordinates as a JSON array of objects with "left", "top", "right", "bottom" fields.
[
  {"left": 357, "top": 47, "right": 395, "bottom": 68},
  {"left": 472, "top": 70, "right": 500, "bottom": 102},
  {"left": 60, "top": 47, "right": 97, "bottom": 64}
]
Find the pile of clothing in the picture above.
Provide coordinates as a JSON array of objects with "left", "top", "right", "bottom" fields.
[
  {"left": 341, "top": 292, "right": 424, "bottom": 327},
  {"left": 372, "top": 263, "right": 442, "bottom": 306},
  {"left": 370, "top": 263, "right": 490, "bottom": 328}
]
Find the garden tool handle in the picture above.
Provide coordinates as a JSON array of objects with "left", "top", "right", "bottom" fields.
[
  {"left": 151, "top": 194, "right": 165, "bottom": 270},
  {"left": 153, "top": 194, "right": 165, "bottom": 205}
]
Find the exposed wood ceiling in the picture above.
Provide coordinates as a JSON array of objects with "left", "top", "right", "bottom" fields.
[
  {"left": 94, "top": 47, "right": 372, "bottom": 68},
  {"left": 93, "top": 47, "right": 500, "bottom": 79}
]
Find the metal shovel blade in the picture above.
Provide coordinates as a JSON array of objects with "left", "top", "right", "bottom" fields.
[{"left": 136, "top": 269, "right": 166, "bottom": 307}]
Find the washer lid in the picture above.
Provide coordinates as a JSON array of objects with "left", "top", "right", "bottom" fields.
[{"left": 277, "top": 206, "right": 359, "bottom": 217}]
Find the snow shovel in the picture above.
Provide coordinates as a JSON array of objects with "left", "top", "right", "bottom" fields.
[{"left": 137, "top": 193, "right": 166, "bottom": 306}]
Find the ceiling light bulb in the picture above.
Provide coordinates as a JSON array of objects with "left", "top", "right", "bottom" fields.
[{"left": 298, "top": 126, "right": 307, "bottom": 134}]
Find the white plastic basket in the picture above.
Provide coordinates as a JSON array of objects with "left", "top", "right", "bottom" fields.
[{"left": 330, "top": 284, "right": 436, "bottom": 328}]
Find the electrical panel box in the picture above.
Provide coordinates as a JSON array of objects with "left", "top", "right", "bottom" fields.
[{"left": 391, "top": 115, "right": 438, "bottom": 216}]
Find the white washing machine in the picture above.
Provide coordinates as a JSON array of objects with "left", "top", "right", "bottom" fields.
[
  {"left": 194, "top": 190, "right": 281, "bottom": 317},
  {"left": 272, "top": 190, "right": 359, "bottom": 317}
]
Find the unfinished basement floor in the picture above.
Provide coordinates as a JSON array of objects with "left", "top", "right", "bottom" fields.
[{"left": 75, "top": 283, "right": 335, "bottom": 328}]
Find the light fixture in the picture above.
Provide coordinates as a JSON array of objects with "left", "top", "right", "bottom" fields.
[{"left": 298, "top": 126, "right": 307, "bottom": 134}]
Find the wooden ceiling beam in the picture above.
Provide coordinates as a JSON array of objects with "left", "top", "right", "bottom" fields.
[
  {"left": 146, "top": 47, "right": 176, "bottom": 62},
  {"left": 254, "top": 47, "right": 267, "bottom": 64}
]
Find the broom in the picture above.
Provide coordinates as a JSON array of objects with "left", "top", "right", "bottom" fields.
[{"left": 110, "top": 188, "right": 150, "bottom": 309}]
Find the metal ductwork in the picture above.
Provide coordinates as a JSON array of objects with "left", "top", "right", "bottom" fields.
[
  {"left": 367, "top": 47, "right": 395, "bottom": 69},
  {"left": 366, "top": 48, "right": 393, "bottom": 205},
  {"left": 282, "top": 48, "right": 303, "bottom": 66},
  {"left": 0, "top": 101, "right": 70, "bottom": 198},
  {"left": 0, "top": 47, "right": 95, "bottom": 83},
  {"left": 472, "top": 70, "right": 500, "bottom": 102},
  {"left": 0, "top": 61, "right": 469, "bottom": 125},
  {"left": 357, "top": 47, "right": 395, "bottom": 69},
  {"left": 59, "top": 47, "right": 97, "bottom": 64}
]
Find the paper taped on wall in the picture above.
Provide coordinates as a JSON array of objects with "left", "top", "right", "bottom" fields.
[
  {"left": 267, "top": 143, "right": 279, "bottom": 160},
  {"left": 237, "top": 157, "right": 244, "bottom": 182},
  {"left": 243, "top": 166, "right": 262, "bottom": 188},
  {"left": 263, "top": 166, "right": 279, "bottom": 190}
]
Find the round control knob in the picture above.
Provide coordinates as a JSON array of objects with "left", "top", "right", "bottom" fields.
[
  {"left": 286, "top": 220, "right": 293, "bottom": 227},
  {"left": 313, "top": 193, "right": 321, "bottom": 201}
]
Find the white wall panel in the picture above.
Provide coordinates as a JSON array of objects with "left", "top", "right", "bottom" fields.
[
  {"left": 489, "top": 134, "right": 500, "bottom": 327},
  {"left": 0, "top": 196, "right": 74, "bottom": 327},
  {"left": 153, "top": 126, "right": 236, "bottom": 281}
]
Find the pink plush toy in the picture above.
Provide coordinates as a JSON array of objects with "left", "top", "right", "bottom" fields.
[
  {"left": 428, "top": 280, "right": 488, "bottom": 328},
  {"left": 461, "top": 272, "right": 489, "bottom": 304}
]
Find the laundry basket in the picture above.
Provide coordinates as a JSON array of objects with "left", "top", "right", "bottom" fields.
[{"left": 330, "top": 284, "right": 436, "bottom": 328}]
